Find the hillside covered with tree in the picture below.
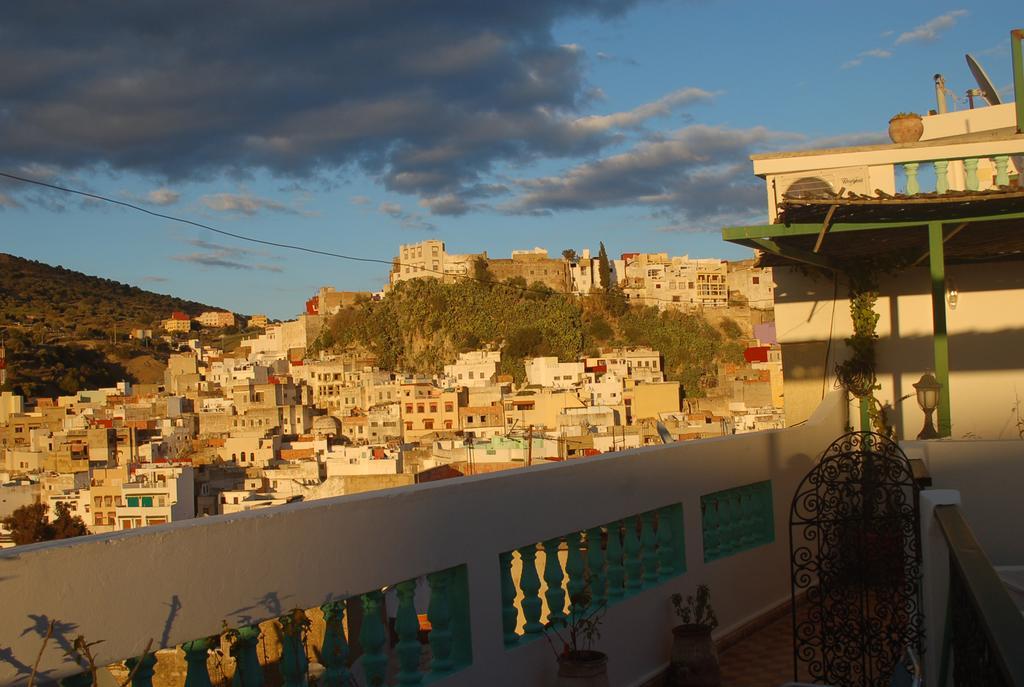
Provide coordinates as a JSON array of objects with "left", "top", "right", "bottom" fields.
[
  {"left": 313, "top": 277, "right": 746, "bottom": 397},
  {"left": 0, "top": 253, "right": 219, "bottom": 335}
]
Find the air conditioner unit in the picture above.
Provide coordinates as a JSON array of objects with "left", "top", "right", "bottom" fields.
[{"left": 773, "top": 166, "right": 872, "bottom": 200}]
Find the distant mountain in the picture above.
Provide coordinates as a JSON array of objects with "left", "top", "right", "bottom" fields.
[{"left": 0, "top": 253, "right": 226, "bottom": 334}]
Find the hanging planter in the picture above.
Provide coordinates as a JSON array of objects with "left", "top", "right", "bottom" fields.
[{"left": 888, "top": 113, "right": 924, "bottom": 144}]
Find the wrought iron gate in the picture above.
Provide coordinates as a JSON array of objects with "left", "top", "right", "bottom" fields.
[{"left": 789, "top": 432, "right": 924, "bottom": 687}]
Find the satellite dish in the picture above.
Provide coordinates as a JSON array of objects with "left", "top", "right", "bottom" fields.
[{"left": 965, "top": 54, "right": 1002, "bottom": 106}]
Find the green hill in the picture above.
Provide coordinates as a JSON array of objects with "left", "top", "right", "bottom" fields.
[
  {"left": 313, "top": 278, "right": 747, "bottom": 398},
  {"left": 0, "top": 254, "right": 229, "bottom": 398},
  {"left": 0, "top": 253, "right": 221, "bottom": 335}
]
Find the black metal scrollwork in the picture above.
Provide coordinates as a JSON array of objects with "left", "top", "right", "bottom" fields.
[{"left": 789, "top": 432, "right": 924, "bottom": 687}]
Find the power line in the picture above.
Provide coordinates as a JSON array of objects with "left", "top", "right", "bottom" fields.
[{"left": 0, "top": 170, "right": 737, "bottom": 308}]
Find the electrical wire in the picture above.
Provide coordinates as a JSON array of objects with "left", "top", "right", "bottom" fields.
[{"left": 0, "top": 170, "right": 740, "bottom": 309}]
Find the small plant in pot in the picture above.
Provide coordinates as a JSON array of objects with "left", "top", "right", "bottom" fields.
[
  {"left": 669, "top": 585, "right": 720, "bottom": 687},
  {"left": 545, "top": 590, "right": 609, "bottom": 687},
  {"left": 888, "top": 112, "right": 924, "bottom": 143}
]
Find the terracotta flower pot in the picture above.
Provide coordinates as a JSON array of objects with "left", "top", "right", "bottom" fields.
[
  {"left": 888, "top": 114, "right": 924, "bottom": 144},
  {"left": 557, "top": 650, "right": 610, "bottom": 687},
  {"left": 669, "top": 625, "right": 720, "bottom": 687}
]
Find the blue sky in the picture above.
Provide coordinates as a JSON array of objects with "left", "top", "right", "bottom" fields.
[{"left": 0, "top": 2, "right": 1017, "bottom": 318}]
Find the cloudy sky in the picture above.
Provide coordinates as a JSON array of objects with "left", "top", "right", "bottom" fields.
[{"left": 1, "top": 2, "right": 1017, "bottom": 317}]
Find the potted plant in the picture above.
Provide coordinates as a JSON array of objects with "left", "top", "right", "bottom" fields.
[
  {"left": 888, "top": 112, "right": 924, "bottom": 143},
  {"left": 545, "top": 590, "right": 609, "bottom": 687},
  {"left": 669, "top": 585, "right": 720, "bottom": 687}
]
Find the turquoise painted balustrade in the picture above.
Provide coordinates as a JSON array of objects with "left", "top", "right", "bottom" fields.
[
  {"left": 898, "top": 154, "right": 1015, "bottom": 194},
  {"left": 499, "top": 503, "right": 685, "bottom": 648},
  {"left": 701, "top": 480, "right": 774, "bottom": 563},
  {"left": 61, "top": 565, "right": 472, "bottom": 687}
]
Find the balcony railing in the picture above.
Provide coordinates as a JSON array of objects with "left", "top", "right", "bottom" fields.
[
  {"left": 0, "top": 392, "right": 847, "bottom": 686},
  {"left": 935, "top": 504, "right": 1024, "bottom": 686}
]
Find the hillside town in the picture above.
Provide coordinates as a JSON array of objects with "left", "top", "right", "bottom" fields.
[{"left": 0, "top": 245, "right": 780, "bottom": 540}]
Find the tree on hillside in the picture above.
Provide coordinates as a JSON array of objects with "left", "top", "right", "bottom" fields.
[
  {"left": 561, "top": 249, "right": 578, "bottom": 262},
  {"left": 473, "top": 257, "right": 495, "bottom": 284},
  {"left": 597, "top": 242, "right": 612, "bottom": 291},
  {"left": 2, "top": 502, "right": 89, "bottom": 545}
]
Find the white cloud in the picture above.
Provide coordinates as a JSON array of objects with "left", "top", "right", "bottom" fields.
[
  {"left": 201, "top": 192, "right": 305, "bottom": 216},
  {"left": 895, "top": 10, "right": 968, "bottom": 45},
  {"left": 572, "top": 87, "right": 716, "bottom": 134},
  {"left": 350, "top": 195, "right": 372, "bottom": 206},
  {"left": 0, "top": 192, "right": 23, "bottom": 209},
  {"left": 377, "top": 201, "right": 435, "bottom": 230},
  {"left": 842, "top": 48, "right": 893, "bottom": 69},
  {"left": 146, "top": 187, "right": 180, "bottom": 205}
]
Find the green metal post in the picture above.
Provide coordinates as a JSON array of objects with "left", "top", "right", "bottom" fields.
[
  {"left": 928, "top": 222, "right": 952, "bottom": 436},
  {"left": 1012, "top": 29, "right": 1024, "bottom": 135},
  {"left": 859, "top": 396, "right": 871, "bottom": 433}
]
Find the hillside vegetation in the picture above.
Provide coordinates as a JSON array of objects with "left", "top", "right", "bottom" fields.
[
  {"left": 0, "top": 253, "right": 218, "bottom": 335},
  {"left": 0, "top": 253, "right": 226, "bottom": 398},
  {"left": 313, "top": 278, "right": 746, "bottom": 397}
]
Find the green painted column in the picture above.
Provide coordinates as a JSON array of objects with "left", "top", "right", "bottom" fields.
[
  {"left": 426, "top": 573, "right": 454, "bottom": 674},
  {"left": 448, "top": 566, "right": 473, "bottom": 669},
  {"left": 928, "top": 221, "right": 952, "bottom": 436},
  {"left": 963, "top": 158, "right": 979, "bottom": 191},
  {"left": 623, "top": 515, "right": 643, "bottom": 592},
  {"left": 359, "top": 591, "right": 388, "bottom": 687},
  {"left": 605, "top": 522, "right": 625, "bottom": 601},
  {"left": 640, "top": 511, "right": 659, "bottom": 585},
  {"left": 124, "top": 653, "right": 158, "bottom": 687},
  {"left": 278, "top": 611, "right": 309, "bottom": 687},
  {"left": 994, "top": 156, "right": 1010, "bottom": 187},
  {"left": 702, "top": 497, "right": 720, "bottom": 562},
  {"left": 1013, "top": 29, "right": 1024, "bottom": 134},
  {"left": 933, "top": 160, "right": 949, "bottom": 194},
  {"left": 516, "top": 545, "right": 544, "bottom": 635},
  {"left": 564, "top": 531, "right": 586, "bottom": 614},
  {"left": 229, "top": 626, "right": 263, "bottom": 687},
  {"left": 859, "top": 396, "right": 871, "bottom": 433},
  {"left": 320, "top": 601, "right": 352, "bottom": 687},
  {"left": 498, "top": 552, "right": 519, "bottom": 646},
  {"left": 542, "top": 538, "right": 567, "bottom": 624},
  {"left": 903, "top": 162, "right": 920, "bottom": 194},
  {"left": 395, "top": 580, "right": 423, "bottom": 686},
  {"left": 181, "top": 638, "right": 215, "bottom": 687},
  {"left": 585, "top": 527, "right": 606, "bottom": 603},
  {"left": 656, "top": 507, "right": 676, "bottom": 580}
]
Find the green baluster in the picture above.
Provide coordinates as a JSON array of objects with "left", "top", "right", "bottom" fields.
[
  {"left": 903, "top": 162, "right": 920, "bottom": 195},
  {"left": 585, "top": 527, "right": 606, "bottom": 604},
  {"left": 760, "top": 482, "right": 775, "bottom": 544},
  {"left": 396, "top": 579, "right": 423, "bottom": 685},
  {"left": 125, "top": 653, "right": 158, "bottom": 687},
  {"left": 448, "top": 566, "right": 472, "bottom": 668},
  {"left": 994, "top": 155, "right": 1010, "bottom": 187},
  {"left": 727, "top": 492, "right": 743, "bottom": 553},
  {"left": 61, "top": 673, "right": 94, "bottom": 687},
  {"left": 182, "top": 638, "right": 215, "bottom": 687},
  {"left": 656, "top": 506, "right": 676, "bottom": 580},
  {"left": 320, "top": 601, "right": 352, "bottom": 687},
  {"left": 605, "top": 522, "right": 625, "bottom": 600},
  {"left": 359, "top": 591, "right": 388, "bottom": 687},
  {"left": 640, "top": 511, "right": 659, "bottom": 585},
  {"left": 964, "top": 158, "right": 979, "bottom": 190},
  {"left": 279, "top": 610, "right": 310, "bottom": 687},
  {"left": 565, "top": 531, "right": 586, "bottom": 614},
  {"left": 624, "top": 515, "right": 643, "bottom": 592},
  {"left": 229, "top": 626, "right": 263, "bottom": 687},
  {"left": 703, "top": 496, "right": 720, "bottom": 562},
  {"left": 499, "top": 551, "right": 520, "bottom": 646},
  {"left": 933, "top": 160, "right": 949, "bottom": 193},
  {"left": 739, "top": 487, "right": 756, "bottom": 548},
  {"left": 427, "top": 570, "right": 454, "bottom": 674},
  {"left": 517, "top": 545, "right": 544, "bottom": 635},
  {"left": 542, "top": 537, "right": 567, "bottom": 624}
]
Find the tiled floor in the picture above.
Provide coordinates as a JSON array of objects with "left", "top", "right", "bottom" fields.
[{"left": 718, "top": 612, "right": 796, "bottom": 687}]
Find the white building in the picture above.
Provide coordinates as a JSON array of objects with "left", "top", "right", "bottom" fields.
[
  {"left": 443, "top": 350, "right": 500, "bottom": 388},
  {"left": 524, "top": 357, "right": 585, "bottom": 389}
]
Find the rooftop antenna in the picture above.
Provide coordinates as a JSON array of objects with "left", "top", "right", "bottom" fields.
[
  {"left": 933, "top": 74, "right": 952, "bottom": 113},
  {"left": 965, "top": 53, "right": 1002, "bottom": 106}
]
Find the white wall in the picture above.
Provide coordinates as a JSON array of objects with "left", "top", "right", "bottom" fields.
[
  {"left": 774, "top": 262, "right": 1024, "bottom": 440},
  {"left": 0, "top": 391, "right": 847, "bottom": 686}
]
